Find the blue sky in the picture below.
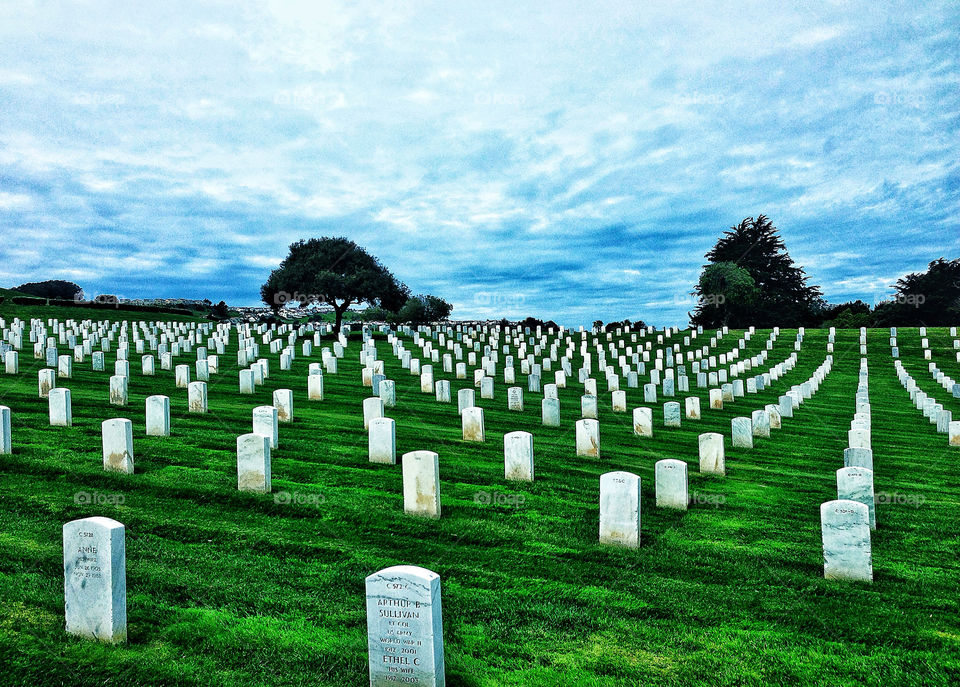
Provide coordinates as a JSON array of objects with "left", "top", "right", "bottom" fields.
[{"left": 0, "top": 1, "right": 957, "bottom": 326}]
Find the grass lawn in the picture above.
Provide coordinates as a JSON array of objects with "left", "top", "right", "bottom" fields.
[{"left": 0, "top": 305, "right": 957, "bottom": 686}]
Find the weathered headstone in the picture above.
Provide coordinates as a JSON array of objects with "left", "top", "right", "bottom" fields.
[
  {"left": 364, "top": 397, "right": 385, "bottom": 430},
  {"left": 0, "top": 405, "right": 10, "bottom": 455},
  {"left": 308, "top": 373, "right": 324, "bottom": 401},
  {"left": 576, "top": 419, "right": 600, "bottom": 457},
  {"left": 457, "top": 388, "right": 474, "bottom": 415},
  {"left": 461, "top": 406, "right": 485, "bottom": 442},
  {"left": 365, "top": 565, "right": 445, "bottom": 687},
  {"left": 504, "top": 431, "right": 534, "bottom": 481},
  {"left": 507, "top": 386, "right": 524, "bottom": 411},
  {"left": 541, "top": 397, "right": 560, "bottom": 427},
  {"left": 369, "top": 417, "right": 396, "bottom": 465},
  {"left": 698, "top": 432, "right": 725, "bottom": 475},
  {"left": 39, "top": 368, "right": 56, "bottom": 398},
  {"left": 49, "top": 388, "right": 72, "bottom": 426},
  {"left": 655, "top": 459, "right": 688, "bottom": 510},
  {"left": 63, "top": 517, "right": 126, "bottom": 643},
  {"left": 402, "top": 450, "right": 441, "bottom": 518},
  {"left": 709, "top": 388, "right": 723, "bottom": 410},
  {"left": 820, "top": 500, "right": 872, "bottom": 582},
  {"left": 237, "top": 433, "right": 271, "bottom": 492},
  {"left": 146, "top": 395, "right": 170, "bottom": 436},
  {"left": 663, "top": 401, "right": 681, "bottom": 428},
  {"left": 187, "top": 381, "right": 207, "bottom": 413},
  {"left": 836, "top": 467, "right": 876, "bottom": 529},
  {"left": 599, "top": 471, "right": 641, "bottom": 548},
  {"left": 102, "top": 419, "right": 134, "bottom": 474},
  {"left": 685, "top": 396, "right": 701, "bottom": 420},
  {"left": 253, "top": 406, "right": 279, "bottom": 448},
  {"left": 731, "top": 417, "right": 753, "bottom": 448},
  {"left": 109, "top": 375, "right": 128, "bottom": 406},
  {"left": 580, "top": 394, "right": 598, "bottom": 419},
  {"left": 843, "top": 447, "right": 874, "bottom": 471},
  {"left": 751, "top": 409, "right": 770, "bottom": 437},
  {"left": 633, "top": 407, "right": 653, "bottom": 437},
  {"left": 273, "top": 389, "right": 294, "bottom": 423}
]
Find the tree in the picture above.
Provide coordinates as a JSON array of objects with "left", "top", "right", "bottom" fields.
[
  {"left": 690, "top": 262, "right": 759, "bottom": 327},
  {"left": 259, "top": 272, "right": 284, "bottom": 315},
  {"left": 262, "top": 237, "right": 410, "bottom": 331},
  {"left": 211, "top": 300, "right": 230, "bottom": 318},
  {"left": 872, "top": 258, "right": 960, "bottom": 326},
  {"left": 692, "top": 215, "right": 821, "bottom": 327},
  {"left": 16, "top": 280, "right": 83, "bottom": 301},
  {"left": 396, "top": 295, "right": 453, "bottom": 325}
]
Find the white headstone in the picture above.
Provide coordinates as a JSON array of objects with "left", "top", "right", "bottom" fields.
[
  {"left": 504, "top": 431, "right": 534, "bottom": 481},
  {"left": 576, "top": 419, "right": 600, "bottom": 457},
  {"left": 599, "top": 471, "right": 640, "bottom": 548},
  {"left": 146, "top": 395, "right": 170, "bottom": 436},
  {"left": 402, "top": 450, "right": 441, "bottom": 518},
  {"left": 63, "top": 517, "right": 126, "bottom": 643},
  {"left": 102, "top": 419, "right": 134, "bottom": 474},
  {"left": 633, "top": 407, "right": 653, "bottom": 437},
  {"left": 237, "top": 433, "right": 271, "bottom": 492},
  {"left": 253, "top": 406, "right": 279, "bottom": 448},
  {"left": 820, "top": 500, "right": 872, "bottom": 582},
  {"left": 731, "top": 417, "right": 753, "bottom": 448},
  {"left": 365, "top": 565, "right": 445, "bottom": 687},
  {"left": 0, "top": 405, "right": 10, "bottom": 455},
  {"left": 698, "top": 433, "right": 725, "bottom": 475},
  {"left": 836, "top": 467, "right": 876, "bottom": 529},
  {"left": 655, "top": 459, "right": 688, "bottom": 510},
  {"left": 364, "top": 397, "right": 385, "bottom": 430},
  {"left": 462, "top": 406, "right": 485, "bottom": 442},
  {"left": 187, "top": 381, "right": 207, "bottom": 413},
  {"left": 49, "top": 387, "right": 72, "bottom": 426},
  {"left": 273, "top": 389, "right": 294, "bottom": 423},
  {"left": 369, "top": 417, "right": 396, "bottom": 465},
  {"left": 541, "top": 397, "right": 560, "bottom": 426}
]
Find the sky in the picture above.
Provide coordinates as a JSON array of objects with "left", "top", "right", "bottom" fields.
[{"left": 0, "top": 0, "right": 957, "bottom": 327}]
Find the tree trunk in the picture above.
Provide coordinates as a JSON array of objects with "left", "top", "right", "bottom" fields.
[{"left": 333, "top": 300, "right": 350, "bottom": 333}]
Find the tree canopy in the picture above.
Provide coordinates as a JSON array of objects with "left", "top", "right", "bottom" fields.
[
  {"left": 15, "top": 280, "right": 83, "bottom": 301},
  {"left": 691, "top": 215, "right": 822, "bottom": 327},
  {"left": 872, "top": 258, "right": 960, "bottom": 326},
  {"left": 262, "top": 237, "right": 410, "bottom": 331}
]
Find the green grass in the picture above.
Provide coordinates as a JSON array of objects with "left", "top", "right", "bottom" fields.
[{"left": 0, "top": 307, "right": 958, "bottom": 686}]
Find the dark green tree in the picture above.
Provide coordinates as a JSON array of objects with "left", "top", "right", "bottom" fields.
[
  {"left": 262, "top": 237, "right": 409, "bottom": 331},
  {"left": 872, "top": 258, "right": 960, "bottom": 326},
  {"left": 16, "top": 280, "right": 84, "bottom": 301},
  {"left": 396, "top": 294, "right": 453, "bottom": 325},
  {"left": 690, "top": 262, "right": 759, "bottom": 328},
  {"left": 692, "top": 215, "right": 822, "bottom": 327}
]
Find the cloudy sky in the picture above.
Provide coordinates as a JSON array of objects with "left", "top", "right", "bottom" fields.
[{"left": 0, "top": 0, "right": 957, "bottom": 326}]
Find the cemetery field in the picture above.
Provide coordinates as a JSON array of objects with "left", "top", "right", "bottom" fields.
[{"left": 0, "top": 307, "right": 958, "bottom": 686}]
